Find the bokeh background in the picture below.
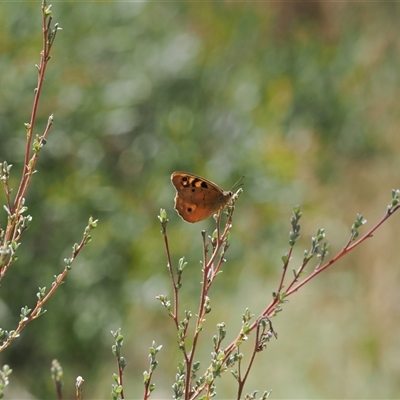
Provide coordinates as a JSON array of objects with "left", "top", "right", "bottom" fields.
[{"left": 1, "top": 1, "right": 400, "bottom": 399}]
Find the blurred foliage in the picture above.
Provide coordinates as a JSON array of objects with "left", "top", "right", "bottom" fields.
[{"left": 1, "top": 1, "right": 400, "bottom": 399}]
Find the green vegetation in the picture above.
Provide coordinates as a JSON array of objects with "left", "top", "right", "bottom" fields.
[{"left": 1, "top": 2, "right": 400, "bottom": 399}]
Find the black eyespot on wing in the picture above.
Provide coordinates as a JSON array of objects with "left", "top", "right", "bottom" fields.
[
  {"left": 200, "top": 181, "right": 208, "bottom": 188},
  {"left": 187, "top": 207, "right": 193, "bottom": 213}
]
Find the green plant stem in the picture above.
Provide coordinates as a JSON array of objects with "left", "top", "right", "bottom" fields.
[{"left": 163, "top": 233, "right": 179, "bottom": 326}]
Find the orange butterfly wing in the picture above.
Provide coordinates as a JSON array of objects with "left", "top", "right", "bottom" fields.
[{"left": 171, "top": 172, "right": 232, "bottom": 223}]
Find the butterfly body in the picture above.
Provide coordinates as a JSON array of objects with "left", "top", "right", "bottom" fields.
[{"left": 171, "top": 171, "right": 232, "bottom": 223}]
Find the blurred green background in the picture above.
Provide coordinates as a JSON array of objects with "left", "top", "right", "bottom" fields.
[{"left": 1, "top": 1, "right": 400, "bottom": 399}]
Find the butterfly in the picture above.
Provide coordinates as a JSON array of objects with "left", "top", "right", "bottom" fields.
[{"left": 171, "top": 171, "right": 233, "bottom": 223}]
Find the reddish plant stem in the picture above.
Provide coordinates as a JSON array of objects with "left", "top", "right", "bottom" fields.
[
  {"left": 236, "top": 322, "right": 261, "bottom": 400},
  {"left": 118, "top": 361, "right": 125, "bottom": 400},
  {"left": 0, "top": 229, "right": 88, "bottom": 352},
  {"left": 14, "top": 5, "right": 54, "bottom": 212},
  {"left": 276, "top": 246, "right": 293, "bottom": 293},
  {"left": 285, "top": 206, "right": 399, "bottom": 296},
  {"left": 190, "top": 204, "right": 400, "bottom": 398}
]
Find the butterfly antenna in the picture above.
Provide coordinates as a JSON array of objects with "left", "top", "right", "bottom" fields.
[{"left": 231, "top": 175, "right": 245, "bottom": 191}]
